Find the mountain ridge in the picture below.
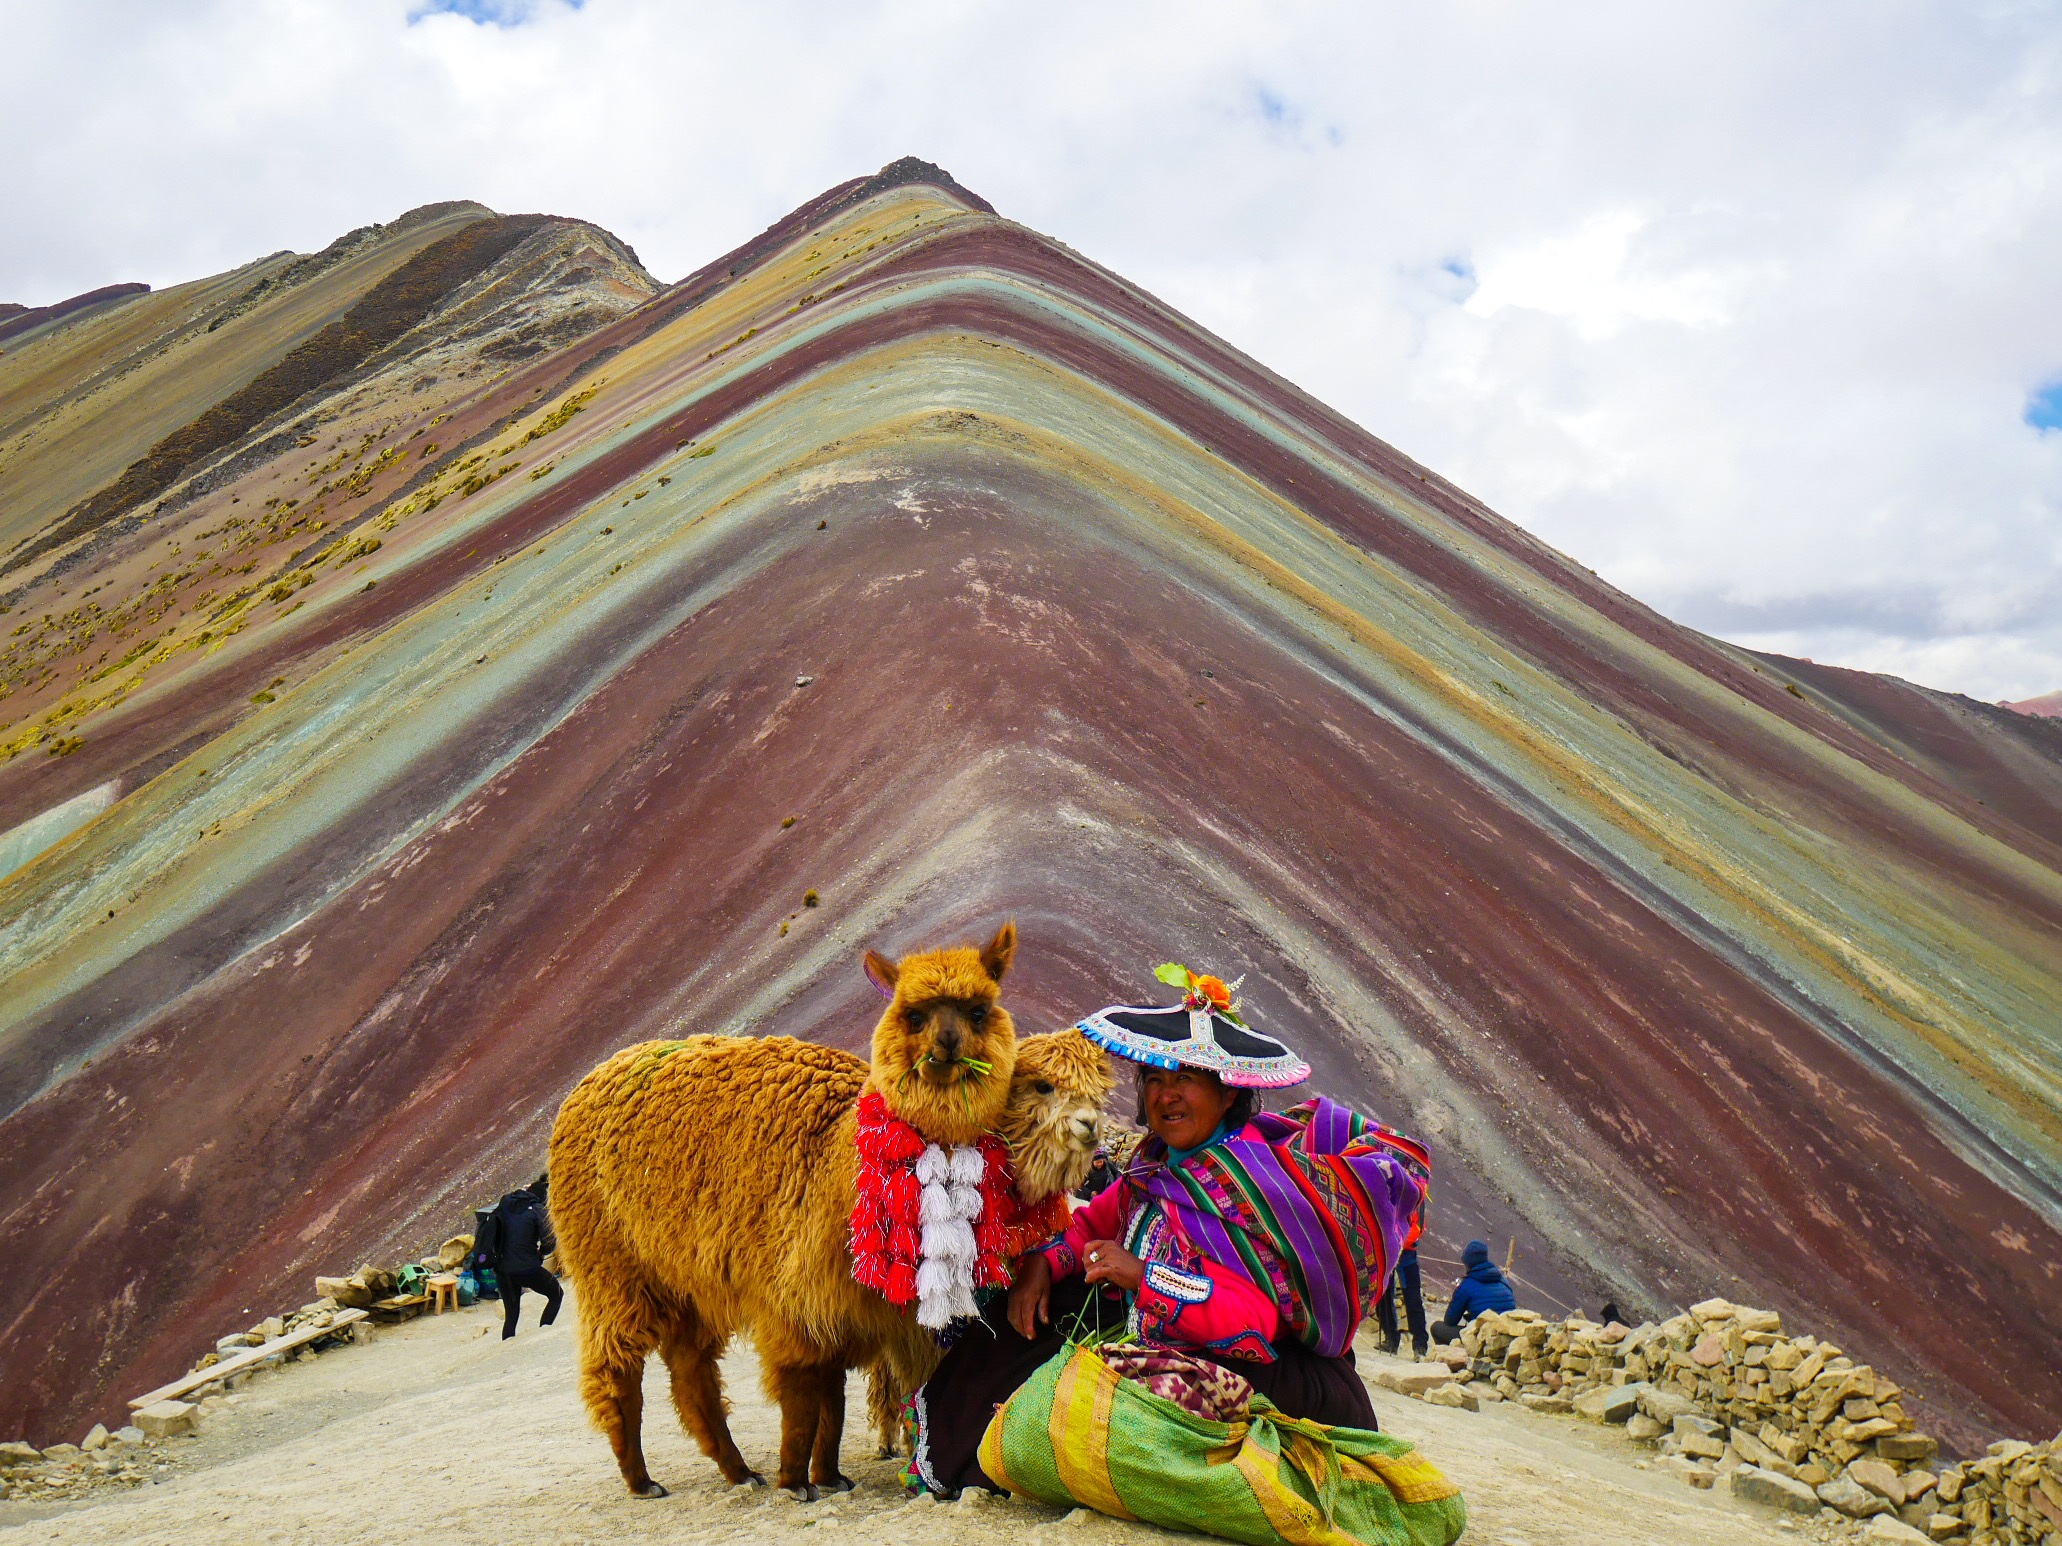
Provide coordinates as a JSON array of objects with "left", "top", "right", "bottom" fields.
[{"left": 0, "top": 160, "right": 2055, "bottom": 1452}]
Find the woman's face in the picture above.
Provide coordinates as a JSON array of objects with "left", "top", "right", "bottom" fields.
[{"left": 1142, "top": 1067, "right": 1236, "bottom": 1151}]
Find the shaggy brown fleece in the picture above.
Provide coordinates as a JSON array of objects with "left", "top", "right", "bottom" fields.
[{"left": 548, "top": 924, "right": 1020, "bottom": 1501}]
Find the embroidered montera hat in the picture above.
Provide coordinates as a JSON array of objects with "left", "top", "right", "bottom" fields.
[{"left": 1075, "top": 963, "right": 1312, "bottom": 1089}]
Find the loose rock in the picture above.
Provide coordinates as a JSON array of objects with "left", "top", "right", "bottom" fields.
[
  {"left": 1660, "top": 1456, "right": 1717, "bottom": 1489},
  {"left": 1818, "top": 1476, "right": 1891, "bottom": 1518},
  {"left": 134, "top": 1400, "right": 199, "bottom": 1439},
  {"left": 1859, "top": 1516, "right": 1929, "bottom": 1543},
  {"left": 1847, "top": 1458, "right": 1904, "bottom": 1504},
  {"left": 1373, "top": 1366, "right": 1452, "bottom": 1398},
  {"left": 1731, "top": 1464, "right": 1823, "bottom": 1515}
]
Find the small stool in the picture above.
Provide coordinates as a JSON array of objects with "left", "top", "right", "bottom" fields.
[{"left": 426, "top": 1274, "right": 460, "bottom": 1314}]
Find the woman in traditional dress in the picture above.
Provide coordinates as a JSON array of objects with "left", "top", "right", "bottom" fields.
[{"left": 908, "top": 969, "right": 1429, "bottom": 1497}]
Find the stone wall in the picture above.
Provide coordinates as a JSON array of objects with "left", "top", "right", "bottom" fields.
[{"left": 1456, "top": 1298, "right": 2059, "bottom": 1543}]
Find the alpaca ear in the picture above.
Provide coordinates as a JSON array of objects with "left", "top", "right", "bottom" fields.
[
  {"left": 980, "top": 921, "right": 1017, "bottom": 984},
  {"left": 864, "top": 949, "right": 899, "bottom": 1000}
]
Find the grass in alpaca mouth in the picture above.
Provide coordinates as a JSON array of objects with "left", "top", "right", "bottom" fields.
[{"left": 897, "top": 1057, "right": 995, "bottom": 1121}]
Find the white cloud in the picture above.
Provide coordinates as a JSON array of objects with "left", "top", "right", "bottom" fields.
[{"left": 3, "top": 0, "right": 2060, "bottom": 700}]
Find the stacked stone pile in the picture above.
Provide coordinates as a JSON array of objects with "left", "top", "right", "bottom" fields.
[
  {"left": 1930, "top": 1439, "right": 2062, "bottom": 1545},
  {"left": 1433, "top": 1297, "right": 2058, "bottom": 1543}
]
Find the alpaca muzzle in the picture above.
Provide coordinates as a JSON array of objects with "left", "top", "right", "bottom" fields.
[{"left": 1067, "top": 1110, "right": 1102, "bottom": 1148}]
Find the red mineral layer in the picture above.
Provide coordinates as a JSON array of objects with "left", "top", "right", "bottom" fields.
[{"left": 0, "top": 163, "right": 2056, "bottom": 1452}]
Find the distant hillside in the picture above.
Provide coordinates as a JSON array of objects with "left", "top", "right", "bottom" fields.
[
  {"left": 0, "top": 160, "right": 2056, "bottom": 1452},
  {"left": 2004, "top": 690, "right": 2062, "bottom": 720}
]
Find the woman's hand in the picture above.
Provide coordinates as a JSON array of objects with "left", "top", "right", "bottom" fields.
[
  {"left": 1081, "top": 1240, "right": 1144, "bottom": 1293},
  {"left": 1008, "top": 1252, "right": 1054, "bottom": 1339}
]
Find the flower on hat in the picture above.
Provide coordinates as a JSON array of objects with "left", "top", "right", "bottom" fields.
[{"left": 1152, "top": 962, "right": 1247, "bottom": 1026}]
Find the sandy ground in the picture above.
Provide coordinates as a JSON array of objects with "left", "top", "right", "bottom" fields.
[{"left": 1, "top": 1289, "right": 1820, "bottom": 1546}]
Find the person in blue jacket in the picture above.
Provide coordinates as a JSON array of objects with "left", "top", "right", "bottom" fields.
[{"left": 1430, "top": 1239, "right": 1517, "bottom": 1343}]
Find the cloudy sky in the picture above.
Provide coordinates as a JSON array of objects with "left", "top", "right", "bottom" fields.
[{"left": 6, "top": 1, "right": 2061, "bottom": 702}]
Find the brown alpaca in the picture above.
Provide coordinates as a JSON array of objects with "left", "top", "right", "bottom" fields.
[
  {"left": 548, "top": 923, "right": 1019, "bottom": 1500},
  {"left": 867, "top": 1029, "right": 1115, "bottom": 1453}
]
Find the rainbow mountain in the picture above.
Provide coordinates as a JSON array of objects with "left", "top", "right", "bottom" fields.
[{"left": 1, "top": 160, "right": 2057, "bottom": 1449}]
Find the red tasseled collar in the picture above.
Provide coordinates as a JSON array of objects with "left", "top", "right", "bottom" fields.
[{"left": 848, "top": 1090, "right": 1024, "bottom": 1314}]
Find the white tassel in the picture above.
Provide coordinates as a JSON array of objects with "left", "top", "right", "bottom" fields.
[
  {"left": 915, "top": 1259, "right": 954, "bottom": 1330},
  {"left": 947, "top": 1275, "right": 980, "bottom": 1319},
  {"left": 910, "top": 1145, "right": 992, "bottom": 1328},
  {"left": 923, "top": 1218, "right": 977, "bottom": 1262}
]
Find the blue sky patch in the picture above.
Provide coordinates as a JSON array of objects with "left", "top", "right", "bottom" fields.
[
  {"left": 409, "top": 0, "right": 582, "bottom": 26},
  {"left": 2028, "top": 381, "right": 2062, "bottom": 432}
]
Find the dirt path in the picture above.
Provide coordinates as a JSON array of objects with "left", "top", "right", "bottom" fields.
[{"left": 1, "top": 1290, "right": 1818, "bottom": 1545}]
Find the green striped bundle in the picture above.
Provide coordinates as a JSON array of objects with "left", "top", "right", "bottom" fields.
[{"left": 979, "top": 1342, "right": 1467, "bottom": 1546}]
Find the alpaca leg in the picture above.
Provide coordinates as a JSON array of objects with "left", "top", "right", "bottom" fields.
[
  {"left": 811, "top": 1364, "right": 854, "bottom": 1491},
  {"left": 583, "top": 1353, "right": 667, "bottom": 1498},
  {"left": 866, "top": 1360, "right": 902, "bottom": 1459},
  {"left": 764, "top": 1359, "right": 826, "bottom": 1501},
  {"left": 870, "top": 1338, "right": 938, "bottom": 1458},
  {"left": 573, "top": 1263, "right": 669, "bottom": 1498},
  {"left": 659, "top": 1325, "right": 761, "bottom": 1487}
]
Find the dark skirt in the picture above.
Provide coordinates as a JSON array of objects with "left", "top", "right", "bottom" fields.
[{"left": 912, "top": 1280, "right": 1379, "bottom": 1496}]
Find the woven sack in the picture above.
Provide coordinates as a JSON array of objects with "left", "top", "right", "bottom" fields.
[{"left": 978, "top": 1342, "right": 1465, "bottom": 1546}]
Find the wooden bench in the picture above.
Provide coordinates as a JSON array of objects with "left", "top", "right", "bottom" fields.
[
  {"left": 369, "top": 1293, "right": 429, "bottom": 1325},
  {"left": 128, "top": 1308, "right": 368, "bottom": 1410}
]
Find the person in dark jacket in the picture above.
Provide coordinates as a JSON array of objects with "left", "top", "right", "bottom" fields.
[
  {"left": 1429, "top": 1239, "right": 1516, "bottom": 1344},
  {"left": 489, "top": 1174, "right": 561, "bottom": 1340},
  {"left": 1073, "top": 1147, "right": 1120, "bottom": 1201},
  {"left": 1376, "top": 1195, "right": 1430, "bottom": 1357}
]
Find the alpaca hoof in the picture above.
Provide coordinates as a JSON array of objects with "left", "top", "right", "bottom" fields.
[
  {"left": 875, "top": 1444, "right": 900, "bottom": 1460},
  {"left": 630, "top": 1482, "right": 669, "bottom": 1499},
  {"left": 818, "top": 1473, "right": 856, "bottom": 1493},
  {"left": 784, "top": 1482, "right": 821, "bottom": 1502}
]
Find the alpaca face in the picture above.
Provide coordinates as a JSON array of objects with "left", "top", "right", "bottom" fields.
[
  {"left": 1000, "top": 1030, "right": 1115, "bottom": 1204},
  {"left": 863, "top": 922, "right": 1020, "bottom": 1146}
]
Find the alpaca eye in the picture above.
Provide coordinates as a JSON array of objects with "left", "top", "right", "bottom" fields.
[
  {"left": 903, "top": 1008, "right": 924, "bottom": 1029},
  {"left": 969, "top": 1005, "right": 988, "bottom": 1026},
  {"left": 1035, "top": 1081, "right": 1055, "bottom": 1095}
]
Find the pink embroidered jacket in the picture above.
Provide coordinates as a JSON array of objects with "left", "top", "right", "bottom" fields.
[{"left": 1039, "top": 1122, "right": 1282, "bottom": 1361}]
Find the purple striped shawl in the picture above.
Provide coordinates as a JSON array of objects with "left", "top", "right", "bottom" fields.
[{"left": 1135, "top": 1098, "right": 1427, "bottom": 1358}]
